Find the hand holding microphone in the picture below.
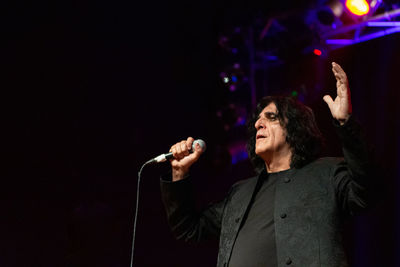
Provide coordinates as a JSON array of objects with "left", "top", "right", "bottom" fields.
[
  {"left": 147, "top": 137, "right": 206, "bottom": 181},
  {"left": 168, "top": 137, "right": 206, "bottom": 181}
]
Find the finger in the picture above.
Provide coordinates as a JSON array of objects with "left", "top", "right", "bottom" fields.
[
  {"left": 186, "top": 137, "right": 194, "bottom": 151},
  {"left": 332, "top": 62, "right": 343, "bottom": 72},
  {"left": 323, "top": 95, "right": 334, "bottom": 110},
  {"left": 191, "top": 141, "right": 204, "bottom": 160},
  {"left": 332, "top": 62, "right": 347, "bottom": 81},
  {"left": 175, "top": 141, "right": 182, "bottom": 156},
  {"left": 170, "top": 145, "right": 178, "bottom": 159},
  {"left": 180, "top": 140, "right": 189, "bottom": 156},
  {"left": 336, "top": 72, "right": 347, "bottom": 83},
  {"left": 332, "top": 62, "right": 344, "bottom": 72},
  {"left": 332, "top": 67, "right": 344, "bottom": 80},
  {"left": 334, "top": 73, "right": 342, "bottom": 82},
  {"left": 332, "top": 67, "right": 340, "bottom": 81},
  {"left": 194, "top": 141, "right": 204, "bottom": 153}
]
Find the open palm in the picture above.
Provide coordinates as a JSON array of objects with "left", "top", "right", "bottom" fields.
[{"left": 323, "top": 62, "right": 352, "bottom": 123}]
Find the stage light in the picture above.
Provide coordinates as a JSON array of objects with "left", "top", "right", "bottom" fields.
[
  {"left": 313, "top": 49, "right": 322, "bottom": 56},
  {"left": 316, "top": 0, "right": 344, "bottom": 26},
  {"left": 220, "top": 64, "right": 246, "bottom": 91},
  {"left": 345, "top": 0, "right": 370, "bottom": 16}
]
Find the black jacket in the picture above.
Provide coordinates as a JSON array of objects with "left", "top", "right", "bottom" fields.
[{"left": 160, "top": 117, "right": 375, "bottom": 267}]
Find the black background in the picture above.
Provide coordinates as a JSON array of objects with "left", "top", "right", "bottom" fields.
[{"left": 2, "top": 1, "right": 400, "bottom": 266}]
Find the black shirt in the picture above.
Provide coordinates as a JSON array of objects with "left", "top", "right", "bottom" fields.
[{"left": 229, "top": 169, "right": 291, "bottom": 267}]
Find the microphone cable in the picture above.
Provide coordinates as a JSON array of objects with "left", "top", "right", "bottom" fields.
[
  {"left": 129, "top": 140, "right": 205, "bottom": 266},
  {"left": 129, "top": 159, "right": 153, "bottom": 267}
]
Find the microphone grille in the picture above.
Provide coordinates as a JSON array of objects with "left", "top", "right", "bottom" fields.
[{"left": 192, "top": 139, "right": 206, "bottom": 152}]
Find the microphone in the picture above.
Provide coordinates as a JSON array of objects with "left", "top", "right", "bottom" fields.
[{"left": 150, "top": 139, "right": 206, "bottom": 164}]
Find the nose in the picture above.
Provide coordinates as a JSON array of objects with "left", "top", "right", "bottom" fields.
[{"left": 255, "top": 117, "right": 264, "bottom": 130}]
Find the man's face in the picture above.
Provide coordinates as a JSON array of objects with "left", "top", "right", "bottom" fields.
[{"left": 254, "top": 102, "right": 290, "bottom": 158}]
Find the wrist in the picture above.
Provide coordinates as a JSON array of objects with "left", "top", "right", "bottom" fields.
[
  {"left": 172, "top": 168, "right": 189, "bottom": 181},
  {"left": 338, "top": 118, "right": 347, "bottom": 126},
  {"left": 337, "top": 114, "right": 351, "bottom": 126}
]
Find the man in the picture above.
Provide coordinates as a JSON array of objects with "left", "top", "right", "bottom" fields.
[{"left": 160, "top": 62, "right": 374, "bottom": 266}]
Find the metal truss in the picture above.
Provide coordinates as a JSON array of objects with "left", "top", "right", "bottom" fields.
[{"left": 323, "top": 8, "right": 400, "bottom": 49}]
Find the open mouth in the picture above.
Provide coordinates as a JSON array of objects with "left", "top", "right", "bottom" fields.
[{"left": 256, "top": 134, "right": 266, "bottom": 140}]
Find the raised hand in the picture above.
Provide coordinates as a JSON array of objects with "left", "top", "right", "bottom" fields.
[{"left": 323, "top": 62, "right": 352, "bottom": 125}]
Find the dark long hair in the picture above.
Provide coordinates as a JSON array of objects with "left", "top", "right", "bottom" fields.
[{"left": 247, "top": 96, "right": 324, "bottom": 173}]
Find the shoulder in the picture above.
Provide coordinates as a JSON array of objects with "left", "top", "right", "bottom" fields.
[
  {"left": 230, "top": 175, "right": 258, "bottom": 192},
  {"left": 305, "top": 157, "right": 344, "bottom": 168},
  {"left": 297, "top": 157, "right": 345, "bottom": 178}
]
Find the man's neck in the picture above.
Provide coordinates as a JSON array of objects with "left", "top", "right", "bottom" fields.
[{"left": 264, "top": 152, "right": 292, "bottom": 173}]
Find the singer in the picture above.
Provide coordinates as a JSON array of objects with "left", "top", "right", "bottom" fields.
[{"left": 160, "top": 62, "right": 377, "bottom": 266}]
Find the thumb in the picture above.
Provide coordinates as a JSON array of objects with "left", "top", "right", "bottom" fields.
[
  {"left": 192, "top": 142, "right": 204, "bottom": 159},
  {"left": 323, "top": 95, "right": 334, "bottom": 110}
]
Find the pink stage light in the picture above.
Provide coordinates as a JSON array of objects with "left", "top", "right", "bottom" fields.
[{"left": 345, "top": 0, "right": 370, "bottom": 16}]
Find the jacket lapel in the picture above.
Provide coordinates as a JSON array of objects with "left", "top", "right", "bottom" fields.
[{"left": 219, "top": 175, "right": 264, "bottom": 265}]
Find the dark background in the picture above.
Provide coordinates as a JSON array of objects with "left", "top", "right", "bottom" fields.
[{"left": 2, "top": 0, "right": 400, "bottom": 266}]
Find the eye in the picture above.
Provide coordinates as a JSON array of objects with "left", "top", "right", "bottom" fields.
[{"left": 266, "top": 112, "right": 278, "bottom": 121}]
